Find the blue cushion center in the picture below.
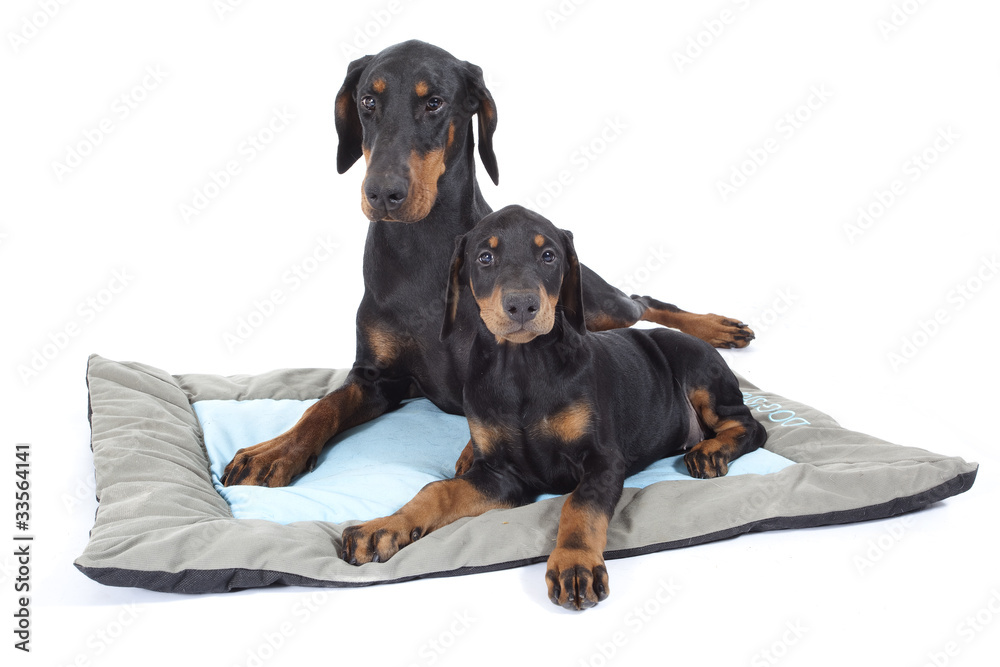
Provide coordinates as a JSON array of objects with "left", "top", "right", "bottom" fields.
[{"left": 196, "top": 397, "right": 794, "bottom": 524}]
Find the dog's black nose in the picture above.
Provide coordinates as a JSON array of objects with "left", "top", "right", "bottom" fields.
[
  {"left": 365, "top": 175, "right": 408, "bottom": 212},
  {"left": 503, "top": 291, "right": 539, "bottom": 325}
]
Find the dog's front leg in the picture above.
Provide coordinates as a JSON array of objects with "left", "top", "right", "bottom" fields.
[
  {"left": 222, "top": 372, "right": 397, "bottom": 488},
  {"left": 341, "top": 475, "right": 510, "bottom": 565},
  {"left": 545, "top": 459, "right": 625, "bottom": 611}
]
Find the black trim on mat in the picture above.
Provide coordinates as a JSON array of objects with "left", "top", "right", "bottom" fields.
[{"left": 74, "top": 467, "right": 978, "bottom": 594}]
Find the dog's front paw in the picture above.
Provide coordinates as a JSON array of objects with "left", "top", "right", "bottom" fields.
[
  {"left": 545, "top": 547, "right": 609, "bottom": 610},
  {"left": 684, "top": 440, "right": 731, "bottom": 479},
  {"left": 221, "top": 435, "right": 316, "bottom": 487},
  {"left": 341, "top": 517, "right": 419, "bottom": 565}
]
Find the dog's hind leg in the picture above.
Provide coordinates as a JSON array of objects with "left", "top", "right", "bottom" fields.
[
  {"left": 578, "top": 264, "right": 754, "bottom": 348},
  {"left": 683, "top": 386, "right": 766, "bottom": 478}
]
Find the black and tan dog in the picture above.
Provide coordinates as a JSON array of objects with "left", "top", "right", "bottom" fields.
[
  {"left": 222, "top": 40, "right": 754, "bottom": 489},
  {"left": 341, "top": 205, "right": 767, "bottom": 610}
]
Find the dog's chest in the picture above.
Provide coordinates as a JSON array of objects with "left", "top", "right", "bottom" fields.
[{"left": 467, "top": 395, "right": 594, "bottom": 488}]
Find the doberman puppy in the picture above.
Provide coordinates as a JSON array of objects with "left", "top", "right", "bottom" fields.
[
  {"left": 341, "top": 205, "right": 767, "bottom": 610},
  {"left": 221, "top": 40, "right": 754, "bottom": 488}
]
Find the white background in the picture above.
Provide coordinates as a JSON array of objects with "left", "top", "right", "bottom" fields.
[{"left": 3, "top": 1, "right": 998, "bottom": 665}]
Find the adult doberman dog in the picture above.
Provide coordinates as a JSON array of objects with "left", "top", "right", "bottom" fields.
[
  {"left": 341, "top": 205, "right": 767, "bottom": 609},
  {"left": 221, "top": 40, "right": 754, "bottom": 488}
]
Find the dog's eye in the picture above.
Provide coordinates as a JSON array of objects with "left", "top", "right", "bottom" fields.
[
  {"left": 477, "top": 251, "right": 494, "bottom": 266},
  {"left": 425, "top": 97, "right": 444, "bottom": 112},
  {"left": 541, "top": 250, "right": 556, "bottom": 264},
  {"left": 361, "top": 96, "right": 376, "bottom": 112}
]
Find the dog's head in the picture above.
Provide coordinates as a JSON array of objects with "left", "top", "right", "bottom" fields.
[
  {"left": 334, "top": 40, "right": 498, "bottom": 223},
  {"left": 441, "top": 205, "right": 584, "bottom": 344}
]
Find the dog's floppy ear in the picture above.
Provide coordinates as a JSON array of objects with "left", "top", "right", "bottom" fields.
[
  {"left": 462, "top": 62, "right": 499, "bottom": 186},
  {"left": 334, "top": 55, "right": 374, "bottom": 174},
  {"left": 440, "top": 233, "right": 469, "bottom": 340},
  {"left": 559, "top": 229, "right": 586, "bottom": 335}
]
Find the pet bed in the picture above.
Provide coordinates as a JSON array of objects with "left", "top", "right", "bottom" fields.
[{"left": 75, "top": 355, "right": 977, "bottom": 593}]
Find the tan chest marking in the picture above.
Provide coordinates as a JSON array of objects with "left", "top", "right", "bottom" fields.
[{"left": 531, "top": 401, "right": 593, "bottom": 443}]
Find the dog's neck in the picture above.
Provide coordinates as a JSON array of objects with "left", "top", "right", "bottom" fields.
[
  {"left": 433, "top": 119, "right": 491, "bottom": 229},
  {"left": 462, "top": 315, "right": 589, "bottom": 421},
  {"left": 469, "top": 316, "right": 587, "bottom": 377}
]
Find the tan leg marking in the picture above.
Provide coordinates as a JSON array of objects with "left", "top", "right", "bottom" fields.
[
  {"left": 684, "top": 388, "right": 747, "bottom": 478},
  {"left": 546, "top": 500, "right": 610, "bottom": 610}
]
